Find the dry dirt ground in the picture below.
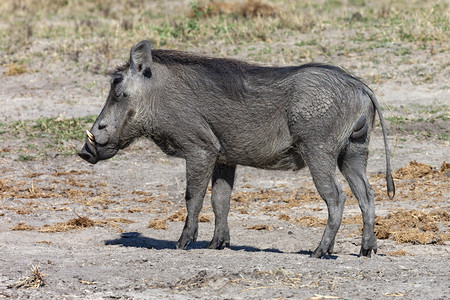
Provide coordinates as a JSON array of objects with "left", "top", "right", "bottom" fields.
[
  {"left": 1, "top": 1, "right": 449, "bottom": 299},
  {"left": 1, "top": 75, "right": 448, "bottom": 300}
]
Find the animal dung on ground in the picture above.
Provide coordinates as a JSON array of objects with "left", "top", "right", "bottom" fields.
[
  {"left": 374, "top": 210, "right": 449, "bottom": 244},
  {"left": 394, "top": 160, "right": 447, "bottom": 179}
]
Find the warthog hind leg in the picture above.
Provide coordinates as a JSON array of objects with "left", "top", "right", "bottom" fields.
[
  {"left": 300, "top": 146, "right": 346, "bottom": 258},
  {"left": 338, "top": 142, "right": 377, "bottom": 257},
  {"left": 208, "top": 164, "right": 236, "bottom": 249}
]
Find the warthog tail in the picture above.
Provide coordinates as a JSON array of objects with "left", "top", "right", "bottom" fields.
[{"left": 364, "top": 87, "right": 395, "bottom": 199}]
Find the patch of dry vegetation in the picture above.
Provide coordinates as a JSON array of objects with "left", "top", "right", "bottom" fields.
[
  {"left": 370, "top": 161, "right": 449, "bottom": 203},
  {"left": 242, "top": 161, "right": 449, "bottom": 245},
  {"left": 190, "top": 0, "right": 278, "bottom": 18},
  {"left": 0, "top": 0, "right": 447, "bottom": 84},
  {"left": 38, "top": 216, "right": 95, "bottom": 233},
  {"left": 245, "top": 224, "right": 274, "bottom": 231},
  {"left": 148, "top": 218, "right": 169, "bottom": 230},
  {"left": 292, "top": 216, "right": 327, "bottom": 227},
  {"left": 53, "top": 170, "right": 94, "bottom": 176},
  {"left": 385, "top": 250, "right": 410, "bottom": 257},
  {"left": 0, "top": 178, "right": 60, "bottom": 200},
  {"left": 148, "top": 209, "right": 211, "bottom": 230},
  {"left": 394, "top": 160, "right": 448, "bottom": 179},
  {"left": 278, "top": 213, "right": 290, "bottom": 221},
  {"left": 14, "top": 265, "right": 46, "bottom": 289},
  {"left": 11, "top": 223, "right": 35, "bottom": 231},
  {"left": 375, "top": 209, "right": 449, "bottom": 244},
  {"left": 2, "top": 62, "right": 30, "bottom": 76},
  {"left": 163, "top": 209, "right": 185, "bottom": 222},
  {"left": 11, "top": 216, "right": 136, "bottom": 233}
]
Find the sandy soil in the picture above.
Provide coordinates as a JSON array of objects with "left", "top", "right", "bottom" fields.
[{"left": 0, "top": 42, "right": 449, "bottom": 300}]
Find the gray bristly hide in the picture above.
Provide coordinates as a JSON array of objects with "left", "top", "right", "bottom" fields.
[{"left": 79, "top": 40, "right": 395, "bottom": 258}]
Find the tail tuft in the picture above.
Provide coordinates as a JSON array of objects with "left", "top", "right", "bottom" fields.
[{"left": 387, "top": 173, "right": 395, "bottom": 199}]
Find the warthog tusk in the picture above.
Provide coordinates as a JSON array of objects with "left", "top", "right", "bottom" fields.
[
  {"left": 86, "top": 129, "right": 94, "bottom": 140},
  {"left": 86, "top": 129, "right": 95, "bottom": 144}
]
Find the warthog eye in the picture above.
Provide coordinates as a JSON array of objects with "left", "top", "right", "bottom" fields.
[
  {"left": 112, "top": 74, "right": 123, "bottom": 85},
  {"left": 143, "top": 67, "right": 152, "bottom": 78}
]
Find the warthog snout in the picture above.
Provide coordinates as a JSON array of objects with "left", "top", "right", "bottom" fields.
[{"left": 78, "top": 130, "right": 98, "bottom": 164}]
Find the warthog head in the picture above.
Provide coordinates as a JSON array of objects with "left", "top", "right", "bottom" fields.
[{"left": 79, "top": 40, "right": 156, "bottom": 164}]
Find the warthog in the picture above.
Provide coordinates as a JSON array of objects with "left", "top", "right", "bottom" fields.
[{"left": 79, "top": 40, "right": 395, "bottom": 258}]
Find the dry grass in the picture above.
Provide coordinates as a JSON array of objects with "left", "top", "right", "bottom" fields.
[
  {"left": 0, "top": 178, "right": 60, "bottom": 200},
  {"left": 198, "top": 214, "right": 211, "bottom": 223},
  {"left": 370, "top": 161, "right": 449, "bottom": 203},
  {"left": 0, "top": 0, "right": 447, "bottom": 83},
  {"left": 25, "top": 216, "right": 135, "bottom": 233},
  {"left": 167, "top": 209, "right": 187, "bottom": 222},
  {"left": 163, "top": 208, "right": 210, "bottom": 223},
  {"left": 245, "top": 224, "right": 274, "bottom": 231},
  {"left": 11, "top": 222, "right": 35, "bottom": 231},
  {"left": 292, "top": 216, "right": 327, "bottom": 227},
  {"left": 254, "top": 161, "right": 449, "bottom": 246},
  {"left": 36, "top": 240, "right": 53, "bottom": 244},
  {"left": 386, "top": 250, "right": 410, "bottom": 257},
  {"left": 136, "top": 196, "right": 156, "bottom": 203},
  {"left": 132, "top": 190, "right": 153, "bottom": 196},
  {"left": 105, "top": 217, "right": 135, "bottom": 224},
  {"left": 190, "top": 0, "right": 278, "bottom": 18},
  {"left": 374, "top": 210, "right": 449, "bottom": 244},
  {"left": 148, "top": 218, "right": 169, "bottom": 230},
  {"left": 278, "top": 214, "right": 290, "bottom": 221},
  {"left": 14, "top": 265, "right": 46, "bottom": 289},
  {"left": 38, "top": 216, "right": 95, "bottom": 232},
  {"left": 53, "top": 170, "right": 93, "bottom": 176},
  {"left": 3, "top": 62, "right": 29, "bottom": 76},
  {"left": 147, "top": 209, "right": 211, "bottom": 229},
  {"left": 394, "top": 160, "right": 445, "bottom": 179}
]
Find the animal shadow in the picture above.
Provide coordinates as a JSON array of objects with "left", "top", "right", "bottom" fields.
[
  {"left": 105, "top": 232, "right": 175, "bottom": 250},
  {"left": 105, "top": 232, "right": 283, "bottom": 253}
]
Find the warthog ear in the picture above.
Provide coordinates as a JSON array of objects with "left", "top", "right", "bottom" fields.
[{"left": 130, "top": 40, "right": 153, "bottom": 78}]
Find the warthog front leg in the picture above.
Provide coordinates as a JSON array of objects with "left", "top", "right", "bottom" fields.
[
  {"left": 176, "top": 151, "right": 216, "bottom": 249},
  {"left": 208, "top": 164, "right": 236, "bottom": 249}
]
